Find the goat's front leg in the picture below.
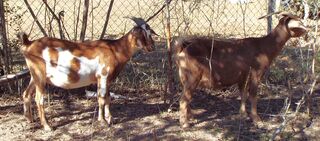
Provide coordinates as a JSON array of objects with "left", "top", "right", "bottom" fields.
[
  {"left": 104, "top": 89, "right": 112, "bottom": 125},
  {"left": 238, "top": 82, "right": 249, "bottom": 119},
  {"left": 239, "top": 88, "right": 249, "bottom": 118},
  {"left": 248, "top": 80, "right": 261, "bottom": 123},
  {"left": 23, "top": 78, "right": 35, "bottom": 122},
  {"left": 35, "top": 86, "right": 52, "bottom": 131},
  {"left": 180, "top": 87, "right": 193, "bottom": 128},
  {"left": 97, "top": 75, "right": 112, "bottom": 126}
]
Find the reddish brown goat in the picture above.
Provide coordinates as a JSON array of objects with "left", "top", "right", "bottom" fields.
[
  {"left": 18, "top": 17, "right": 157, "bottom": 131},
  {"left": 174, "top": 13, "right": 308, "bottom": 128}
]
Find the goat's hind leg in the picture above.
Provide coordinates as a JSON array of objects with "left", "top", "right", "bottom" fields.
[
  {"left": 238, "top": 83, "right": 249, "bottom": 119},
  {"left": 178, "top": 67, "right": 201, "bottom": 128},
  {"left": 179, "top": 78, "right": 199, "bottom": 128},
  {"left": 34, "top": 85, "right": 52, "bottom": 131},
  {"left": 23, "top": 78, "right": 35, "bottom": 122},
  {"left": 180, "top": 87, "right": 193, "bottom": 128}
]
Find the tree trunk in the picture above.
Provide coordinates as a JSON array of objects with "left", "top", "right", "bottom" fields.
[
  {"left": 164, "top": 0, "right": 174, "bottom": 104},
  {"left": 0, "top": 0, "right": 9, "bottom": 74},
  {"left": 80, "top": 0, "right": 89, "bottom": 41}
]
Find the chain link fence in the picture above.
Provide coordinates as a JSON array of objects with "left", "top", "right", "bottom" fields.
[
  {"left": 5, "top": 0, "right": 269, "bottom": 40},
  {"left": 2, "top": 0, "right": 272, "bottom": 91}
]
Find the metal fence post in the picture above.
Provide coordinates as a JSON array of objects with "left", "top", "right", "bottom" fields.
[{"left": 267, "top": 0, "right": 280, "bottom": 33}]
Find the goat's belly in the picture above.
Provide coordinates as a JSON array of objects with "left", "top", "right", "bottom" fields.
[
  {"left": 42, "top": 46, "right": 100, "bottom": 89},
  {"left": 199, "top": 72, "right": 240, "bottom": 89},
  {"left": 46, "top": 71, "right": 95, "bottom": 89}
]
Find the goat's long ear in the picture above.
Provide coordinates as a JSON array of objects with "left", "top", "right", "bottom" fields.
[
  {"left": 150, "top": 28, "right": 159, "bottom": 36},
  {"left": 278, "top": 15, "right": 291, "bottom": 25}
]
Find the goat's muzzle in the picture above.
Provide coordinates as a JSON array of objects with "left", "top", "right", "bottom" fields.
[{"left": 146, "top": 45, "right": 155, "bottom": 52}]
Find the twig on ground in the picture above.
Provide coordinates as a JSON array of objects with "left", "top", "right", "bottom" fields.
[
  {"left": 90, "top": 106, "right": 97, "bottom": 141},
  {"left": 269, "top": 97, "right": 291, "bottom": 141}
]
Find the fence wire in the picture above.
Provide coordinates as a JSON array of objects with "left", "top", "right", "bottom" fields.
[
  {"left": 5, "top": 0, "right": 269, "bottom": 40},
  {"left": 3, "top": 0, "right": 270, "bottom": 91}
]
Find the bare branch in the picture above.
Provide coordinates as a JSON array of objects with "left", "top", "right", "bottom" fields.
[
  {"left": 100, "top": 0, "right": 114, "bottom": 39},
  {"left": 74, "top": 0, "right": 82, "bottom": 40},
  {"left": 146, "top": 0, "right": 172, "bottom": 22},
  {"left": 43, "top": 0, "right": 65, "bottom": 39},
  {"left": 59, "top": 11, "right": 71, "bottom": 40},
  {"left": 23, "top": 0, "right": 48, "bottom": 37}
]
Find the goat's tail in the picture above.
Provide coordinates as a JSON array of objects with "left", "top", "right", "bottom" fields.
[
  {"left": 17, "top": 32, "right": 32, "bottom": 46},
  {"left": 173, "top": 38, "right": 188, "bottom": 54}
]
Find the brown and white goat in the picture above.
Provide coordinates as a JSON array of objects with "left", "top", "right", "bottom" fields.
[
  {"left": 18, "top": 17, "right": 157, "bottom": 131},
  {"left": 174, "top": 13, "right": 308, "bottom": 128}
]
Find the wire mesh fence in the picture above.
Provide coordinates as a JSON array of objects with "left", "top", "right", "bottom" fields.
[
  {"left": 4, "top": 0, "right": 269, "bottom": 40},
  {"left": 2, "top": 1, "right": 320, "bottom": 139},
  {"left": 2, "top": 0, "right": 272, "bottom": 91}
]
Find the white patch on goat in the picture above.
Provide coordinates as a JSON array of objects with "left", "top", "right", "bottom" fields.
[
  {"left": 137, "top": 40, "right": 143, "bottom": 49},
  {"left": 177, "top": 51, "right": 186, "bottom": 57},
  {"left": 288, "top": 19, "right": 306, "bottom": 30},
  {"left": 177, "top": 52, "right": 187, "bottom": 67},
  {"left": 98, "top": 65, "right": 110, "bottom": 97},
  {"left": 141, "top": 24, "right": 151, "bottom": 38},
  {"left": 43, "top": 47, "right": 99, "bottom": 89}
]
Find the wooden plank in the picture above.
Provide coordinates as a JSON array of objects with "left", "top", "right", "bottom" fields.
[{"left": 0, "top": 69, "right": 30, "bottom": 85}]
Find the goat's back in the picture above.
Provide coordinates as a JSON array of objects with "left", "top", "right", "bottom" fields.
[{"left": 174, "top": 36, "right": 258, "bottom": 88}]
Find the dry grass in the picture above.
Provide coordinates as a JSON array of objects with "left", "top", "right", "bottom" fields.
[
  {"left": 0, "top": 84, "right": 319, "bottom": 140},
  {"left": 1, "top": 43, "right": 320, "bottom": 140}
]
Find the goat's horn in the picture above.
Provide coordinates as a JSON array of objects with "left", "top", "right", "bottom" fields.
[
  {"left": 258, "top": 11, "right": 282, "bottom": 19},
  {"left": 124, "top": 16, "right": 146, "bottom": 26},
  {"left": 259, "top": 11, "right": 300, "bottom": 20},
  {"left": 278, "top": 11, "right": 300, "bottom": 19}
]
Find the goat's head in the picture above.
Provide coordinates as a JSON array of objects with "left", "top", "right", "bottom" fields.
[
  {"left": 259, "top": 11, "right": 308, "bottom": 37},
  {"left": 128, "top": 17, "right": 158, "bottom": 52},
  {"left": 279, "top": 12, "right": 308, "bottom": 37}
]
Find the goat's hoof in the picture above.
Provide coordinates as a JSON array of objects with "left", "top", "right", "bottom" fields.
[
  {"left": 25, "top": 117, "right": 33, "bottom": 123},
  {"left": 43, "top": 125, "right": 53, "bottom": 131},
  {"left": 24, "top": 113, "right": 33, "bottom": 123},
  {"left": 250, "top": 115, "right": 262, "bottom": 123},
  {"left": 239, "top": 111, "right": 248, "bottom": 118},
  {"left": 99, "top": 119, "right": 108, "bottom": 124},
  {"left": 181, "top": 123, "right": 190, "bottom": 129},
  {"left": 187, "top": 114, "right": 194, "bottom": 120},
  {"left": 253, "top": 121, "right": 264, "bottom": 128},
  {"left": 106, "top": 116, "right": 113, "bottom": 125}
]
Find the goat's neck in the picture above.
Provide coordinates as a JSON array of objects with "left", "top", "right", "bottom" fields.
[
  {"left": 113, "top": 33, "right": 139, "bottom": 63},
  {"left": 263, "top": 25, "right": 291, "bottom": 60}
]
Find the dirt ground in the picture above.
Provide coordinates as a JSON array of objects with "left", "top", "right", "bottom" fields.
[
  {"left": 1, "top": 45, "right": 320, "bottom": 140},
  {"left": 0, "top": 84, "right": 320, "bottom": 141}
]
